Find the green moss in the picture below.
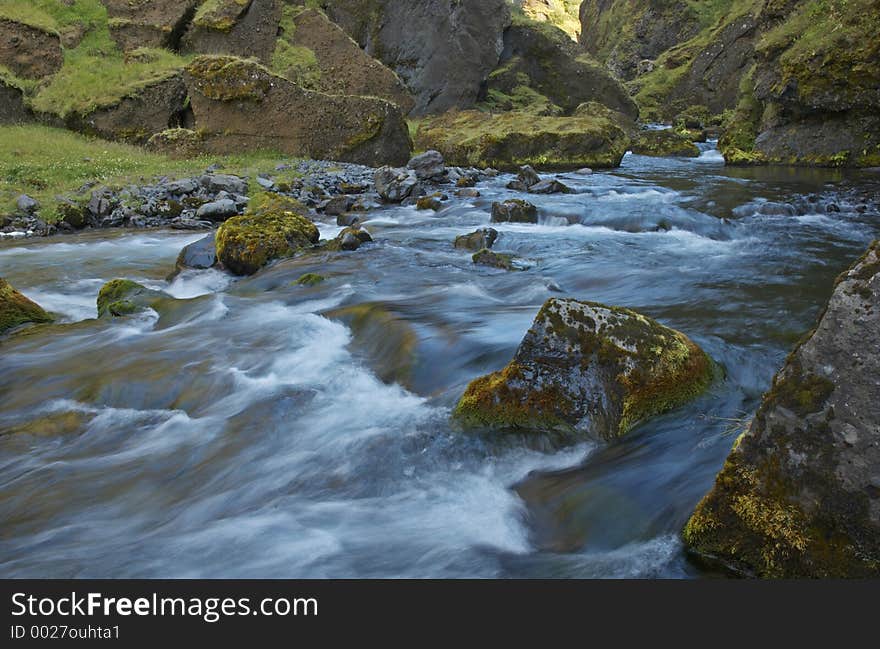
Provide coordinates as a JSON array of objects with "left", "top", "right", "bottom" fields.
[
  {"left": 96, "top": 279, "right": 148, "bottom": 317},
  {"left": 192, "top": 0, "right": 250, "bottom": 32},
  {"left": 295, "top": 273, "right": 325, "bottom": 286},
  {"left": 186, "top": 55, "right": 271, "bottom": 102},
  {"left": 215, "top": 193, "right": 319, "bottom": 276},
  {"left": 0, "top": 278, "right": 53, "bottom": 333},
  {"left": 631, "top": 130, "right": 701, "bottom": 157},
  {"left": 472, "top": 249, "right": 518, "bottom": 271},
  {"left": 415, "top": 110, "right": 629, "bottom": 171}
]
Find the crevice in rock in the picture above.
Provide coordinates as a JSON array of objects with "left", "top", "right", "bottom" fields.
[{"left": 165, "top": 3, "right": 199, "bottom": 52}]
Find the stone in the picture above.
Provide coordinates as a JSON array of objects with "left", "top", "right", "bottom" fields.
[
  {"left": 454, "top": 228, "right": 499, "bottom": 251},
  {"left": 472, "top": 249, "right": 518, "bottom": 271},
  {"left": 631, "top": 130, "right": 701, "bottom": 157},
  {"left": 529, "top": 179, "right": 572, "bottom": 194},
  {"left": 332, "top": 226, "right": 374, "bottom": 252},
  {"left": 455, "top": 188, "right": 481, "bottom": 198},
  {"left": 453, "top": 297, "right": 714, "bottom": 440},
  {"left": 199, "top": 174, "right": 248, "bottom": 195},
  {"left": 336, "top": 213, "right": 361, "bottom": 227},
  {"left": 96, "top": 279, "right": 166, "bottom": 318},
  {"left": 491, "top": 199, "right": 539, "bottom": 224},
  {"left": 215, "top": 194, "right": 319, "bottom": 276},
  {"left": 169, "top": 234, "right": 217, "bottom": 280},
  {"left": 416, "top": 195, "right": 443, "bottom": 211},
  {"left": 323, "top": 195, "right": 356, "bottom": 216},
  {"left": 683, "top": 241, "right": 880, "bottom": 577},
  {"left": 407, "top": 150, "right": 446, "bottom": 180},
  {"left": 196, "top": 199, "right": 239, "bottom": 222},
  {"left": 15, "top": 195, "right": 39, "bottom": 213},
  {"left": 507, "top": 165, "right": 542, "bottom": 191},
  {"left": 0, "top": 278, "right": 53, "bottom": 334},
  {"left": 374, "top": 167, "right": 419, "bottom": 203}
]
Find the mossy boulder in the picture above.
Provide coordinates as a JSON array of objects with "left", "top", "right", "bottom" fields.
[
  {"left": 683, "top": 241, "right": 880, "bottom": 578},
  {"left": 455, "top": 228, "right": 499, "bottom": 251},
  {"left": 484, "top": 15, "right": 638, "bottom": 119},
  {"left": 631, "top": 129, "right": 700, "bottom": 157},
  {"left": 472, "top": 249, "right": 519, "bottom": 271},
  {"left": 96, "top": 279, "right": 165, "bottom": 318},
  {"left": 215, "top": 193, "right": 319, "bottom": 276},
  {"left": 184, "top": 55, "right": 412, "bottom": 165},
  {"left": 491, "top": 199, "right": 538, "bottom": 224},
  {"left": 453, "top": 298, "right": 713, "bottom": 440},
  {"left": 415, "top": 110, "right": 629, "bottom": 171},
  {"left": 0, "top": 278, "right": 53, "bottom": 334}
]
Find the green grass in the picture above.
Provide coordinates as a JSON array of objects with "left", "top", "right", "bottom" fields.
[{"left": 0, "top": 125, "right": 302, "bottom": 223}]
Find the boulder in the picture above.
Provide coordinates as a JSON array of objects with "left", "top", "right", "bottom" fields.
[
  {"left": 168, "top": 234, "right": 217, "bottom": 280},
  {"left": 407, "top": 150, "right": 446, "bottom": 180},
  {"left": 453, "top": 298, "right": 713, "bottom": 439},
  {"left": 683, "top": 241, "right": 880, "bottom": 577},
  {"left": 96, "top": 279, "right": 166, "bottom": 318},
  {"left": 506, "top": 165, "right": 542, "bottom": 191},
  {"left": 529, "top": 179, "right": 572, "bottom": 195},
  {"left": 485, "top": 15, "right": 638, "bottom": 118},
  {"left": 328, "top": 226, "right": 373, "bottom": 252},
  {"left": 15, "top": 195, "right": 39, "bottom": 214},
  {"left": 491, "top": 199, "right": 538, "bottom": 224},
  {"left": 277, "top": 7, "right": 414, "bottom": 113},
  {"left": 0, "top": 19, "right": 63, "bottom": 80},
  {"left": 0, "top": 278, "right": 53, "bottom": 334},
  {"left": 198, "top": 173, "right": 248, "bottom": 195},
  {"left": 184, "top": 56, "right": 412, "bottom": 166},
  {"left": 215, "top": 193, "right": 319, "bottom": 276},
  {"left": 415, "top": 110, "right": 629, "bottom": 170},
  {"left": 631, "top": 130, "right": 701, "bottom": 157},
  {"left": 416, "top": 195, "right": 443, "bottom": 211},
  {"left": 455, "top": 228, "right": 498, "bottom": 251},
  {"left": 196, "top": 199, "right": 239, "bottom": 222},
  {"left": 374, "top": 167, "right": 419, "bottom": 203},
  {"left": 321, "top": 0, "right": 512, "bottom": 115},
  {"left": 472, "top": 249, "right": 518, "bottom": 271}
]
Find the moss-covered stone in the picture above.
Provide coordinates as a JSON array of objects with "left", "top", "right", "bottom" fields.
[
  {"left": 215, "top": 193, "right": 319, "bottom": 276},
  {"left": 146, "top": 128, "right": 206, "bottom": 159},
  {"left": 472, "top": 249, "right": 519, "bottom": 271},
  {"left": 453, "top": 297, "right": 714, "bottom": 440},
  {"left": 415, "top": 109, "right": 630, "bottom": 171},
  {"left": 631, "top": 129, "right": 700, "bottom": 157},
  {"left": 683, "top": 241, "right": 880, "bottom": 577},
  {"left": 185, "top": 55, "right": 272, "bottom": 102},
  {"left": 96, "top": 278, "right": 165, "bottom": 318},
  {"left": 0, "top": 278, "right": 53, "bottom": 334},
  {"left": 296, "top": 273, "right": 326, "bottom": 287}
]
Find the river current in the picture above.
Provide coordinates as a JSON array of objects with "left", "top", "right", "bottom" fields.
[{"left": 1, "top": 145, "right": 878, "bottom": 577}]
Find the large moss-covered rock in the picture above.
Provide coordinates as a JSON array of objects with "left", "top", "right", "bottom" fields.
[
  {"left": 683, "top": 241, "right": 880, "bottom": 578},
  {"left": 319, "top": 0, "right": 511, "bottom": 115},
  {"left": 184, "top": 55, "right": 412, "bottom": 165},
  {"left": 0, "top": 278, "right": 53, "bottom": 334},
  {"left": 453, "top": 298, "right": 713, "bottom": 440},
  {"left": 484, "top": 15, "right": 638, "bottom": 119},
  {"left": 275, "top": 7, "right": 414, "bottom": 113},
  {"left": 631, "top": 129, "right": 700, "bottom": 157},
  {"left": 0, "top": 18, "right": 63, "bottom": 80},
  {"left": 414, "top": 109, "right": 629, "bottom": 170},
  {"left": 215, "top": 193, "right": 319, "bottom": 276},
  {"left": 102, "top": 0, "right": 201, "bottom": 51},
  {"left": 720, "top": 0, "right": 880, "bottom": 168},
  {"left": 96, "top": 279, "right": 166, "bottom": 318}
]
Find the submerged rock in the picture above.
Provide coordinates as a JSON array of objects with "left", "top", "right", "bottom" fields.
[
  {"left": 455, "top": 228, "right": 499, "bottom": 251},
  {"left": 683, "top": 241, "right": 880, "bottom": 578},
  {"left": 0, "top": 278, "right": 53, "bottom": 334},
  {"left": 96, "top": 279, "right": 165, "bottom": 318},
  {"left": 491, "top": 199, "right": 538, "bottom": 224},
  {"left": 296, "top": 273, "right": 326, "bottom": 287},
  {"left": 472, "top": 249, "right": 519, "bottom": 271},
  {"left": 453, "top": 298, "right": 713, "bottom": 440},
  {"left": 215, "top": 194, "right": 319, "bottom": 276}
]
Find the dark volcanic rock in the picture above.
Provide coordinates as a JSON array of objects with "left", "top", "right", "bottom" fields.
[{"left": 684, "top": 241, "right": 880, "bottom": 577}]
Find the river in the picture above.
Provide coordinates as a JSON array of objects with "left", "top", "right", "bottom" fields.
[{"left": 1, "top": 144, "right": 878, "bottom": 577}]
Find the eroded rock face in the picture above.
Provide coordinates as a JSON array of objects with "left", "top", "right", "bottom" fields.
[
  {"left": 182, "top": 0, "right": 281, "bottom": 63},
  {"left": 184, "top": 56, "right": 412, "bottom": 165},
  {"left": 684, "top": 241, "right": 880, "bottom": 578},
  {"left": 0, "top": 278, "right": 53, "bottom": 334},
  {"left": 215, "top": 193, "right": 319, "bottom": 276},
  {"left": 0, "top": 19, "right": 63, "bottom": 80},
  {"left": 453, "top": 298, "right": 713, "bottom": 440},
  {"left": 487, "top": 17, "right": 638, "bottom": 118},
  {"left": 101, "top": 0, "right": 201, "bottom": 51},
  {"left": 320, "top": 0, "right": 511, "bottom": 115},
  {"left": 0, "top": 80, "right": 30, "bottom": 124}
]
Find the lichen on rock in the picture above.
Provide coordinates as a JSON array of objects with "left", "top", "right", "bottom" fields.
[
  {"left": 453, "top": 297, "right": 714, "bottom": 440},
  {"left": 683, "top": 240, "right": 880, "bottom": 577},
  {"left": 0, "top": 278, "right": 53, "bottom": 334}
]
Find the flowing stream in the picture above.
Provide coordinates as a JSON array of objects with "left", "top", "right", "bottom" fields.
[{"left": 2, "top": 145, "right": 879, "bottom": 578}]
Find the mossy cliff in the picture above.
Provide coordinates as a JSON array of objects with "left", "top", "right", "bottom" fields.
[
  {"left": 0, "top": 278, "right": 53, "bottom": 334},
  {"left": 516, "top": 0, "right": 582, "bottom": 40},
  {"left": 414, "top": 109, "right": 630, "bottom": 171},
  {"left": 215, "top": 193, "right": 320, "bottom": 276},
  {"left": 184, "top": 55, "right": 412, "bottom": 165},
  {"left": 683, "top": 241, "right": 880, "bottom": 578},
  {"left": 453, "top": 298, "right": 713, "bottom": 440}
]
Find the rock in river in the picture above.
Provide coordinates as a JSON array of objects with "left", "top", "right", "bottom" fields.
[
  {"left": 96, "top": 279, "right": 166, "bottom": 318},
  {"left": 453, "top": 298, "right": 713, "bottom": 440},
  {"left": 683, "top": 241, "right": 880, "bottom": 578},
  {"left": 455, "top": 228, "right": 498, "bottom": 251},
  {"left": 215, "top": 194, "right": 319, "bottom": 276},
  {"left": 0, "top": 278, "right": 53, "bottom": 334},
  {"left": 491, "top": 199, "right": 538, "bottom": 224}
]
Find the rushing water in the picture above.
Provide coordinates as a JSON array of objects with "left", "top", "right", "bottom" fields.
[{"left": 1, "top": 145, "right": 879, "bottom": 578}]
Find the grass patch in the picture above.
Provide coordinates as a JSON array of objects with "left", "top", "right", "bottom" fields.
[{"left": 0, "top": 125, "right": 302, "bottom": 223}]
